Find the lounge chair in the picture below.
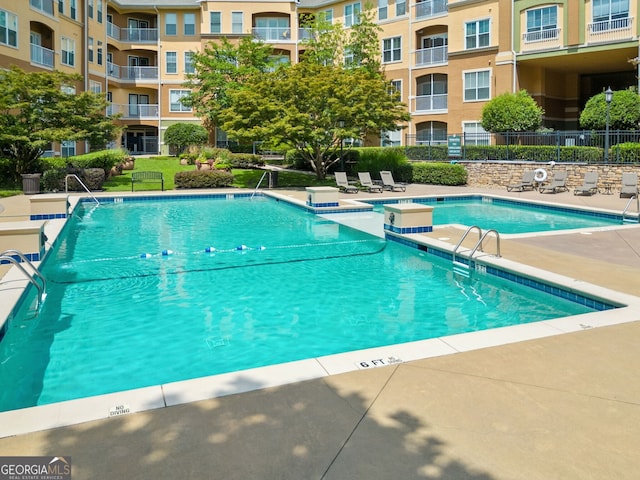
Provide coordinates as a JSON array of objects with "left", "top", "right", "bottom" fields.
[
  {"left": 539, "top": 171, "right": 568, "bottom": 194},
  {"left": 506, "top": 170, "right": 536, "bottom": 192},
  {"left": 574, "top": 171, "right": 599, "bottom": 196},
  {"left": 335, "top": 171, "right": 358, "bottom": 193},
  {"left": 380, "top": 170, "right": 406, "bottom": 192},
  {"left": 357, "top": 172, "right": 383, "bottom": 193},
  {"left": 620, "top": 172, "right": 639, "bottom": 198}
]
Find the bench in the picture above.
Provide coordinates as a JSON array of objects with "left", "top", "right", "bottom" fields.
[{"left": 131, "top": 171, "right": 164, "bottom": 192}]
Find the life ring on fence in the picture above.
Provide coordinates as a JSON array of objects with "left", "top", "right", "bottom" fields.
[{"left": 534, "top": 168, "right": 548, "bottom": 183}]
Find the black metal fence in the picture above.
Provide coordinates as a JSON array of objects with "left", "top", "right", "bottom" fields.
[{"left": 405, "top": 130, "right": 640, "bottom": 163}]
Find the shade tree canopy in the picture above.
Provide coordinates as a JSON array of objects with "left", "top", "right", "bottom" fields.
[
  {"left": 164, "top": 123, "right": 208, "bottom": 154},
  {"left": 579, "top": 88, "right": 640, "bottom": 130},
  {"left": 481, "top": 90, "right": 544, "bottom": 133}
]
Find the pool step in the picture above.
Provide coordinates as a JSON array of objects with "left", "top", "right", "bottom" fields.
[{"left": 453, "top": 260, "right": 470, "bottom": 278}]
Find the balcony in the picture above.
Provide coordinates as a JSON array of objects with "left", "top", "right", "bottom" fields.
[
  {"left": 521, "top": 28, "right": 561, "bottom": 52},
  {"left": 107, "top": 104, "right": 159, "bottom": 119},
  {"left": 415, "top": 45, "right": 447, "bottom": 67},
  {"left": 252, "top": 26, "right": 291, "bottom": 42},
  {"left": 414, "top": 0, "right": 447, "bottom": 21},
  {"left": 107, "top": 23, "right": 158, "bottom": 43},
  {"left": 413, "top": 94, "right": 447, "bottom": 113},
  {"left": 587, "top": 17, "right": 634, "bottom": 44},
  {"left": 30, "top": 43, "right": 54, "bottom": 68},
  {"left": 107, "top": 63, "right": 158, "bottom": 81}
]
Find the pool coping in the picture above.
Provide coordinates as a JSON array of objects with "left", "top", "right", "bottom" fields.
[{"left": 1, "top": 190, "right": 640, "bottom": 438}]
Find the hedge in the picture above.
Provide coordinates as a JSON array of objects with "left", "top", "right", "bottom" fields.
[
  {"left": 174, "top": 170, "right": 234, "bottom": 188},
  {"left": 411, "top": 162, "right": 468, "bottom": 185}
]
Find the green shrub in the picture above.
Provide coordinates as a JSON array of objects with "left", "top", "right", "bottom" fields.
[
  {"left": 411, "top": 162, "right": 468, "bottom": 185},
  {"left": 66, "top": 149, "right": 127, "bottom": 176},
  {"left": 174, "top": 170, "right": 234, "bottom": 188},
  {"left": 179, "top": 152, "right": 198, "bottom": 165},
  {"left": 610, "top": 142, "right": 640, "bottom": 163},
  {"left": 405, "top": 145, "right": 448, "bottom": 161},
  {"left": 41, "top": 168, "right": 67, "bottom": 191},
  {"left": 228, "top": 153, "right": 264, "bottom": 168},
  {"left": 197, "top": 147, "right": 231, "bottom": 162},
  {"left": 354, "top": 147, "right": 410, "bottom": 179},
  {"left": 0, "top": 158, "right": 15, "bottom": 187}
]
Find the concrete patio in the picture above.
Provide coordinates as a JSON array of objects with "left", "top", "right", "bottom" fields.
[{"left": 1, "top": 183, "right": 639, "bottom": 479}]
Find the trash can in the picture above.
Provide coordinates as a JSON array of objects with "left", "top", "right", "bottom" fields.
[
  {"left": 268, "top": 171, "right": 279, "bottom": 188},
  {"left": 21, "top": 173, "right": 42, "bottom": 195}
]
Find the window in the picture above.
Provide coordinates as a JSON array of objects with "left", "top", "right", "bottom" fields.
[
  {"left": 382, "top": 36, "right": 401, "bottom": 63},
  {"left": 166, "top": 51, "right": 177, "bottom": 74},
  {"left": 344, "top": 48, "right": 354, "bottom": 66},
  {"left": 378, "top": 0, "right": 388, "bottom": 21},
  {"left": 184, "top": 51, "right": 194, "bottom": 73},
  {"left": 321, "top": 9, "right": 333, "bottom": 24},
  {"left": 463, "top": 122, "right": 489, "bottom": 146},
  {"left": 465, "top": 19, "right": 490, "bottom": 49},
  {"left": 88, "top": 0, "right": 93, "bottom": 19},
  {"left": 593, "top": 0, "right": 630, "bottom": 27},
  {"left": 61, "top": 37, "right": 75, "bottom": 66},
  {"left": 88, "top": 37, "right": 94, "bottom": 62},
  {"left": 184, "top": 13, "right": 195, "bottom": 35},
  {"left": 89, "top": 80, "right": 102, "bottom": 94},
  {"left": 70, "top": 0, "right": 76, "bottom": 20},
  {"left": 0, "top": 9, "right": 18, "bottom": 48},
  {"left": 344, "top": 2, "right": 361, "bottom": 27},
  {"left": 464, "top": 70, "right": 490, "bottom": 101},
  {"left": 390, "top": 80, "right": 402, "bottom": 100},
  {"left": 396, "top": 0, "right": 406, "bottom": 16},
  {"left": 165, "top": 13, "right": 177, "bottom": 36},
  {"left": 527, "top": 6, "right": 557, "bottom": 33},
  {"left": 170, "top": 90, "right": 192, "bottom": 112},
  {"left": 58, "top": 0, "right": 64, "bottom": 14},
  {"left": 61, "top": 140, "right": 75, "bottom": 157},
  {"left": 97, "top": 41, "right": 103, "bottom": 65},
  {"left": 210, "top": 12, "right": 221, "bottom": 33},
  {"left": 30, "top": 0, "right": 54, "bottom": 16},
  {"left": 232, "top": 12, "right": 243, "bottom": 34},
  {"left": 255, "top": 17, "right": 290, "bottom": 41},
  {"left": 97, "top": 0, "right": 103, "bottom": 23},
  {"left": 381, "top": 129, "right": 401, "bottom": 147}
]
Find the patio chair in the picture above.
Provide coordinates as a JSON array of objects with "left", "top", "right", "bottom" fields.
[
  {"left": 539, "top": 171, "right": 568, "bottom": 194},
  {"left": 506, "top": 170, "right": 536, "bottom": 192},
  {"left": 357, "top": 172, "right": 383, "bottom": 193},
  {"left": 335, "top": 171, "right": 358, "bottom": 193},
  {"left": 380, "top": 171, "right": 406, "bottom": 192},
  {"left": 620, "top": 172, "right": 639, "bottom": 198},
  {"left": 574, "top": 171, "right": 599, "bottom": 196}
]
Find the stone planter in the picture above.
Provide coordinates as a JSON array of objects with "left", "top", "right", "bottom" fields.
[{"left": 121, "top": 157, "right": 135, "bottom": 170}]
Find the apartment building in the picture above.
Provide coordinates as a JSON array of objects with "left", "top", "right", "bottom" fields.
[{"left": 1, "top": 0, "right": 637, "bottom": 154}]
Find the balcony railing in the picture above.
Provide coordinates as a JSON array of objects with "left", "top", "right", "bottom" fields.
[
  {"left": 107, "top": 63, "right": 158, "bottom": 81},
  {"left": 414, "top": 0, "right": 447, "bottom": 20},
  {"left": 30, "top": 43, "right": 54, "bottom": 68},
  {"left": 298, "top": 28, "right": 314, "bottom": 41},
  {"left": 587, "top": 16, "right": 634, "bottom": 43},
  {"left": 521, "top": 28, "right": 561, "bottom": 51},
  {"left": 415, "top": 45, "right": 447, "bottom": 67},
  {"left": 107, "top": 104, "right": 159, "bottom": 118},
  {"left": 107, "top": 22, "right": 158, "bottom": 43},
  {"left": 252, "top": 26, "right": 291, "bottom": 42},
  {"left": 413, "top": 94, "right": 447, "bottom": 112}
]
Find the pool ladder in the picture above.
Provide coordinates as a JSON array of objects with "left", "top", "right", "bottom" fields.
[
  {"left": 0, "top": 249, "right": 47, "bottom": 309},
  {"left": 250, "top": 171, "right": 269, "bottom": 199},
  {"left": 622, "top": 194, "right": 639, "bottom": 223},
  {"left": 452, "top": 226, "right": 501, "bottom": 277},
  {"left": 65, "top": 174, "right": 100, "bottom": 206}
]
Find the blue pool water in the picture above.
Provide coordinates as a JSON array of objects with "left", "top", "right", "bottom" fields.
[
  {"left": 0, "top": 195, "right": 609, "bottom": 411},
  {"left": 370, "top": 196, "right": 621, "bottom": 234}
]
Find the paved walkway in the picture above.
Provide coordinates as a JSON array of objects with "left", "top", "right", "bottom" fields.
[{"left": 1, "top": 185, "right": 640, "bottom": 479}]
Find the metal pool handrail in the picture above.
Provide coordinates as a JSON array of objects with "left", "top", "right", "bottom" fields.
[
  {"left": 453, "top": 225, "right": 483, "bottom": 267},
  {"left": 65, "top": 174, "right": 100, "bottom": 206},
  {"left": 0, "top": 250, "right": 47, "bottom": 309},
  {"left": 470, "top": 229, "right": 501, "bottom": 258},
  {"left": 251, "top": 171, "right": 269, "bottom": 199}
]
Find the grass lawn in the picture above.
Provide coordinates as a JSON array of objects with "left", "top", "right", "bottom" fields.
[{"left": 103, "top": 156, "right": 335, "bottom": 192}]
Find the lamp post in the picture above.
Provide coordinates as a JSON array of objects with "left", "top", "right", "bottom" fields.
[{"left": 604, "top": 87, "right": 613, "bottom": 163}]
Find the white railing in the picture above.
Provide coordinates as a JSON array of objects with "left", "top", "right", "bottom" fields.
[
  {"left": 252, "top": 26, "right": 291, "bottom": 41},
  {"left": 587, "top": 17, "right": 634, "bottom": 43},
  {"left": 108, "top": 104, "right": 160, "bottom": 118},
  {"left": 415, "top": 45, "right": 447, "bottom": 67},
  {"left": 30, "top": 43, "right": 55, "bottom": 68},
  {"left": 107, "top": 63, "right": 158, "bottom": 81},
  {"left": 30, "top": 0, "right": 54, "bottom": 16},
  {"left": 521, "top": 28, "right": 561, "bottom": 51},
  {"left": 414, "top": 94, "right": 447, "bottom": 112},
  {"left": 414, "top": 0, "right": 447, "bottom": 20},
  {"left": 107, "top": 22, "right": 158, "bottom": 43}
]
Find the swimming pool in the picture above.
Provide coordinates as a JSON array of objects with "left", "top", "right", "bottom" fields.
[
  {"left": 368, "top": 196, "right": 622, "bottom": 234},
  {"left": 0, "top": 194, "right": 618, "bottom": 412}
]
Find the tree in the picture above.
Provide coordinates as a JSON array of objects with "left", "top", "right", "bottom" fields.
[
  {"left": 481, "top": 90, "right": 544, "bottom": 133},
  {"left": 164, "top": 123, "right": 208, "bottom": 154},
  {"left": 183, "top": 37, "right": 275, "bottom": 129},
  {"left": 219, "top": 62, "right": 410, "bottom": 179},
  {"left": 579, "top": 88, "right": 640, "bottom": 130},
  {"left": 0, "top": 66, "right": 119, "bottom": 180}
]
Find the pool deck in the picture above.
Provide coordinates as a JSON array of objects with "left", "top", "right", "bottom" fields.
[{"left": 1, "top": 185, "right": 640, "bottom": 479}]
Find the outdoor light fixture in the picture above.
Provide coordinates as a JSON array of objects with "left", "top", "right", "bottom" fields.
[{"left": 604, "top": 86, "right": 613, "bottom": 163}]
